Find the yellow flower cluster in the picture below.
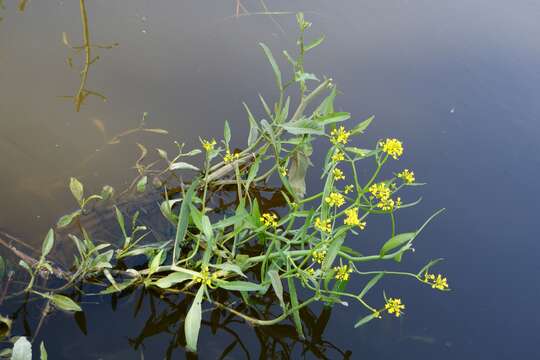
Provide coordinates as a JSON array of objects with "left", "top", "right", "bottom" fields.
[
  {"left": 194, "top": 266, "right": 218, "bottom": 286},
  {"left": 279, "top": 166, "right": 288, "bottom": 177},
  {"left": 397, "top": 169, "right": 415, "bottom": 184},
  {"left": 369, "top": 183, "right": 391, "bottom": 200},
  {"left": 331, "top": 150, "right": 345, "bottom": 162},
  {"left": 379, "top": 138, "right": 403, "bottom": 160},
  {"left": 260, "top": 212, "right": 278, "bottom": 227},
  {"left": 330, "top": 126, "right": 351, "bottom": 145},
  {"left": 334, "top": 264, "right": 353, "bottom": 281},
  {"left": 385, "top": 298, "right": 405, "bottom": 317},
  {"left": 369, "top": 183, "right": 400, "bottom": 211},
  {"left": 224, "top": 149, "right": 240, "bottom": 163},
  {"left": 343, "top": 184, "right": 354, "bottom": 194},
  {"left": 344, "top": 207, "right": 366, "bottom": 229},
  {"left": 315, "top": 217, "right": 332, "bottom": 233},
  {"left": 312, "top": 249, "right": 327, "bottom": 264},
  {"left": 332, "top": 168, "right": 345, "bottom": 181},
  {"left": 325, "top": 192, "right": 345, "bottom": 207},
  {"left": 424, "top": 273, "right": 449, "bottom": 290},
  {"left": 201, "top": 139, "right": 217, "bottom": 152}
]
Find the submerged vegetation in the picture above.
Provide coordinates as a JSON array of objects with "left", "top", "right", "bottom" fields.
[{"left": 0, "top": 13, "right": 449, "bottom": 355}]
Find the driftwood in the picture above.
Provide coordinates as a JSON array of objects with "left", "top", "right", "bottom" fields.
[{"left": 0, "top": 230, "right": 70, "bottom": 280}]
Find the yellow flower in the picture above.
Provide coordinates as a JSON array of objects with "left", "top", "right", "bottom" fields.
[
  {"left": 396, "top": 197, "right": 402, "bottom": 208},
  {"left": 193, "top": 266, "right": 218, "bottom": 286},
  {"left": 314, "top": 217, "right": 332, "bottom": 233},
  {"left": 201, "top": 138, "right": 217, "bottom": 152},
  {"left": 424, "top": 273, "right": 449, "bottom": 290},
  {"left": 279, "top": 166, "right": 288, "bottom": 177},
  {"left": 325, "top": 192, "right": 345, "bottom": 207},
  {"left": 330, "top": 126, "right": 351, "bottom": 145},
  {"left": 306, "top": 268, "right": 316, "bottom": 276},
  {"left": 224, "top": 149, "right": 240, "bottom": 163},
  {"left": 379, "top": 138, "right": 403, "bottom": 160},
  {"left": 332, "top": 168, "right": 345, "bottom": 181},
  {"left": 377, "top": 197, "right": 395, "bottom": 211},
  {"left": 397, "top": 169, "right": 415, "bottom": 184},
  {"left": 260, "top": 212, "right": 278, "bottom": 227},
  {"left": 343, "top": 207, "right": 366, "bottom": 229},
  {"left": 331, "top": 150, "right": 345, "bottom": 162},
  {"left": 369, "top": 183, "right": 391, "bottom": 200},
  {"left": 343, "top": 184, "right": 354, "bottom": 194},
  {"left": 334, "top": 264, "right": 353, "bottom": 281},
  {"left": 385, "top": 298, "right": 405, "bottom": 317},
  {"left": 312, "top": 249, "right": 327, "bottom": 264}
]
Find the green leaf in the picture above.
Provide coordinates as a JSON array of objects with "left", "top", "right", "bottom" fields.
[
  {"left": 201, "top": 215, "right": 213, "bottom": 241},
  {"left": 344, "top": 147, "right": 377, "bottom": 158},
  {"left": 50, "top": 294, "right": 82, "bottom": 312},
  {"left": 322, "top": 230, "right": 346, "bottom": 271},
  {"left": 216, "top": 280, "right": 265, "bottom": 292},
  {"left": 281, "top": 119, "right": 325, "bottom": 135},
  {"left": 11, "top": 336, "right": 32, "bottom": 360},
  {"left": 354, "top": 312, "right": 378, "bottom": 328},
  {"left": 69, "top": 177, "right": 84, "bottom": 206},
  {"left": 259, "top": 43, "right": 282, "bottom": 91},
  {"left": 185, "top": 285, "right": 204, "bottom": 353},
  {"left": 56, "top": 210, "right": 81, "bottom": 228},
  {"left": 169, "top": 162, "right": 199, "bottom": 171},
  {"left": 173, "top": 181, "right": 198, "bottom": 262},
  {"left": 148, "top": 249, "right": 165, "bottom": 276},
  {"left": 41, "top": 229, "right": 54, "bottom": 257},
  {"left": 315, "top": 112, "right": 350, "bottom": 125},
  {"left": 210, "top": 263, "right": 247, "bottom": 278},
  {"left": 100, "top": 185, "right": 114, "bottom": 200},
  {"left": 243, "top": 103, "right": 260, "bottom": 146},
  {"left": 40, "top": 342, "right": 47, "bottom": 360},
  {"left": 224, "top": 120, "right": 231, "bottom": 145},
  {"left": 287, "top": 273, "right": 304, "bottom": 339},
  {"left": 314, "top": 85, "right": 337, "bottom": 116},
  {"left": 114, "top": 206, "right": 127, "bottom": 238},
  {"left": 350, "top": 115, "right": 374, "bottom": 135},
  {"left": 154, "top": 271, "right": 193, "bottom": 288},
  {"left": 305, "top": 35, "right": 325, "bottom": 51},
  {"left": 358, "top": 273, "right": 384, "bottom": 299},
  {"left": 267, "top": 270, "right": 284, "bottom": 309},
  {"left": 379, "top": 232, "right": 416, "bottom": 257},
  {"left": 136, "top": 176, "right": 147, "bottom": 193}
]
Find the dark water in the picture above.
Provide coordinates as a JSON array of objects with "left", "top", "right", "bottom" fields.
[{"left": 1, "top": 0, "right": 539, "bottom": 358}]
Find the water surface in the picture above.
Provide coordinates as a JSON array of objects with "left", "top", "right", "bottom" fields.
[{"left": 1, "top": 0, "right": 539, "bottom": 358}]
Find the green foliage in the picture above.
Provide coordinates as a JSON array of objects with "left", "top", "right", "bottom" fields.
[{"left": 13, "top": 13, "right": 449, "bottom": 354}]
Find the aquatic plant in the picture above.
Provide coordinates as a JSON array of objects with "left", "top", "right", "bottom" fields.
[{"left": 4, "top": 13, "right": 449, "bottom": 354}]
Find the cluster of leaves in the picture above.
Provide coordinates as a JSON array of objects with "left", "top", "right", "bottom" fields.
[{"left": 10, "top": 13, "right": 449, "bottom": 354}]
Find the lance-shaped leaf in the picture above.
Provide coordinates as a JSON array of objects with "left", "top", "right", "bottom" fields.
[
  {"left": 41, "top": 229, "right": 54, "bottom": 258},
  {"left": 69, "top": 177, "right": 84, "bottom": 207},
  {"left": 379, "top": 232, "right": 416, "bottom": 257},
  {"left": 259, "top": 43, "right": 282, "bottom": 91},
  {"left": 185, "top": 285, "right": 204, "bottom": 352},
  {"left": 281, "top": 118, "right": 325, "bottom": 135}
]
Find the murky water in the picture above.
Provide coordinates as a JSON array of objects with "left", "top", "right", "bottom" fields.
[{"left": 1, "top": 0, "right": 539, "bottom": 358}]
